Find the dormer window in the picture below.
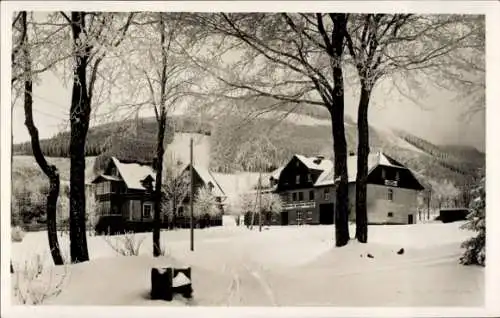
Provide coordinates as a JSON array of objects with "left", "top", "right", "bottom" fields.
[
  {"left": 381, "top": 168, "right": 386, "bottom": 179},
  {"left": 141, "top": 175, "right": 154, "bottom": 192},
  {"left": 296, "top": 175, "right": 300, "bottom": 184},
  {"left": 395, "top": 171, "right": 400, "bottom": 182},
  {"left": 307, "top": 174, "right": 312, "bottom": 183}
]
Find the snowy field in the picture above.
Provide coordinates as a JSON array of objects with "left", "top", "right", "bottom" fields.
[{"left": 10, "top": 222, "right": 484, "bottom": 306}]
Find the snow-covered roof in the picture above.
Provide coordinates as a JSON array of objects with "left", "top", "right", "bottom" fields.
[
  {"left": 111, "top": 157, "right": 156, "bottom": 190},
  {"left": 183, "top": 164, "right": 226, "bottom": 197},
  {"left": 269, "top": 166, "right": 283, "bottom": 180},
  {"left": 295, "top": 154, "right": 333, "bottom": 172},
  {"left": 92, "top": 174, "right": 122, "bottom": 183},
  {"left": 314, "top": 152, "right": 407, "bottom": 187},
  {"left": 212, "top": 172, "right": 261, "bottom": 200}
]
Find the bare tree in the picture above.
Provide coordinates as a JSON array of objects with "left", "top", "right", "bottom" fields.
[
  {"left": 162, "top": 156, "right": 190, "bottom": 228},
  {"left": 234, "top": 130, "right": 281, "bottom": 231},
  {"left": 260, "top": 192, "right": 283, "bottom": 226},
  {"left": 193, "top": 186, "right": 220, "bottom": 218},
  {"left": 192, "top": 13, "right": 352, "bottom": 246},
  {"left": 13, "top": 11, "right": 64, "bottom": 265},
  {"left": 344, "top": 14, "right": 483, "bottom": 242},
  {"left": 117, "top": 12, "right": 203, "bottom": 256},
  {"left": 61, "top": 11, "right": 134, "bottom": 262}
]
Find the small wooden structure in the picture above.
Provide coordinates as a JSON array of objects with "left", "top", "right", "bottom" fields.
[
  {"left": 439, "top": 208, "right": 470, "bottom": 223},
  {"left": 151, "top": 267, "right": 193, "bottom": 301}
]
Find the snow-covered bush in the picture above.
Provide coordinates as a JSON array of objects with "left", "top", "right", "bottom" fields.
[
  {"left": 103, "top": 232, "right": 145, "bottom": 256},
  {"left": 11, "top": 226, "right": 25, "bottom": 242},
  {"left": 194, "top": 186, "right": 221, "bottom": 218},
  {"left": 460, "top": 177, "right": 485, "bottom": 266},
  {"left": 12, "top": 254, "right": 68, "bottom": 305}
]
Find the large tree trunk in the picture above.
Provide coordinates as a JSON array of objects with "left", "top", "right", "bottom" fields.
[
  {"left": 330, "top": 107, "right": 350, "bottom": 247},
  {"left": 330, "top": 14, "right": 350, "bottom": 247},
  {"left": 21, "top": 11, "right": 64, "bottom": 265},
  {"left": 355, "top": 85, "right": 370, "bottom": 243},
  {"left": 69, "top": 12, "right": 90, "bottom": 263},
  {"left": 153, "top": 114, "right": 166, "bottom": 257}
]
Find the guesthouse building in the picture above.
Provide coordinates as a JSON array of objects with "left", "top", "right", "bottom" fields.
[
  {"left": 91, "top": 157, "right": 226, "bottom": 233},
  {"left": 273, "top": 152, "right": 425, "bottom": 225}
]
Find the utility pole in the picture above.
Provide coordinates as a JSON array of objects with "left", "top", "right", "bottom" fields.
[
  {"left": 190, "top": 137, "right": 194, "bottom": 251},
  {"left": 427, "top": 187, "right": 431, "bottom": 221},
  {"left": 258, "top": 172, "right": 262, "bottom": 232}
]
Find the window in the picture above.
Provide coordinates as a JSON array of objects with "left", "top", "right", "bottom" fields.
[
  {"left": 307, "top": 174, "right": 312, "bottom": 183},
  {"left": 309, "top": 190, "right": 315, "bottom": 201},
  {"left": 395, "top": 171, "right": 400, "bottom": 182},
  {"left": 298, "top": 192, "right": 304, "bottom": 201},
  {"left": 292, "top": 192, "right": 297, "bottom": 201},
  {"left": 297, "top": 211, "right": 304, "bottom": 224},
  {"left": 296, "top": 175, "right": 300, "bottom": 184},
  {"left": 324, "top": 188, "right": 330, "bottom": 200},
  {"left": 99, "top": 201, "right": 111, "bottom": 216},
  {"left": 387, "top": 212, "right": 394, "bottom": 218},
  {"left": 143, "top": 203, "right": 152, "bottom": 219},
  {"left": 96, "top": 182, "right": 111, "bottom": 195},
  {"left": 381, "top": 168, "right": 386, "bottom": 179},
  {"left": 178, "top": 206, "right": 184, "bottom": 217},
  {"left": 387, "top": 189, "right": 394, "bottom": 201}
]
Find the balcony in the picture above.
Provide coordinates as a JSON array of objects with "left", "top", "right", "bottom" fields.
[{"left": 283, "top": 201, "right": 316, "bottom": 210}]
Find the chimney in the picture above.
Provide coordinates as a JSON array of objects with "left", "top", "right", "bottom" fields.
[{"left": 313, "top": 155, "right": 325, "bottom": 164}]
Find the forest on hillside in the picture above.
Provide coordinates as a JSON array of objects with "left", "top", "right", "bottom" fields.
[
  {"left": 13, "top": 115, "right": 211, "bottom": 159},
  {"left": 13, "top": 111, "right": 483, "bottom": 192}
]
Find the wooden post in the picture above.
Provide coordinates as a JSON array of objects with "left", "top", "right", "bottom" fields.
[
  {"left": 190, "top": 138, "right": 194, "bottom": 252},
  {"left": 258, "top": 172, "right": 262, "bottom": 232}
]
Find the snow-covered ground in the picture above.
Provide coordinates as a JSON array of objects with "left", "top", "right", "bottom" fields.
[{"left": 10, "top": 222, "right": 484, "bottom": 306}]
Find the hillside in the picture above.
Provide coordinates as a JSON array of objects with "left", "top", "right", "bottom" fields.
[
  {"left": 12, "top": 115, "right": 212, "bottom": 160},
  {"left": 12, "top": 112, "right": 484, "bottom": 191},
  {"left": 12, "top": 156, "right": 97, "bottom": 184}
]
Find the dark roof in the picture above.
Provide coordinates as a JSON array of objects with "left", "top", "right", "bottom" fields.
[{"left": 91, "top": 175, "right": 122, "bottom": 183}]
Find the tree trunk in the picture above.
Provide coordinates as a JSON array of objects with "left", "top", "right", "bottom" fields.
[
  {"left": 69, "top": 12, "right": 90, "bottom": 263},
  {"left": 330, "top": 107, "right": 350, "bottom": 247},
  {"left": 153, "top": 115, "right": 166, "bottom": 257},
  {"left": 355, "top": 85, "right": 370, "bottom": 243},
  {"left": 153, "top": 13, "right": 168, "bottom": 257},
  {"left": 21, "top": 11, "right": 64, "bottom": 265},
  {"left": 330, "top": 14, "right": 350, "bottom": 247}
]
